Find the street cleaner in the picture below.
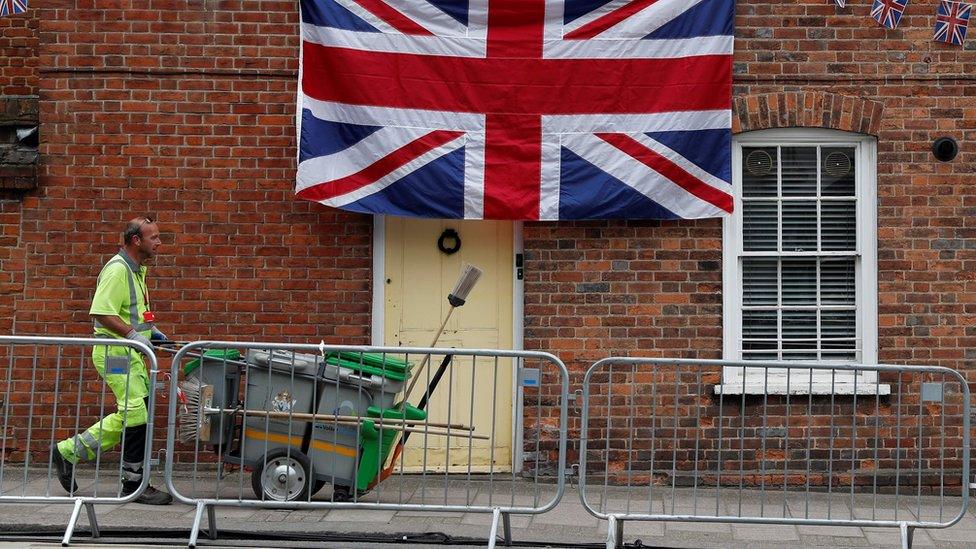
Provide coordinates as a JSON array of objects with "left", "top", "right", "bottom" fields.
[{"left": 51, "top": 216, "right": 173, "bottom": 505}]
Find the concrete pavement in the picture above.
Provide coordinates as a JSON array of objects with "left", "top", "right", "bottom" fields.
[{"left": 0, "top": 471, "right": 974, "bottom": 548}]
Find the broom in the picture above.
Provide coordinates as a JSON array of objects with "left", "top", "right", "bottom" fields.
[{"left": 372, "top": 263, "right": 482, "bottom": 487}]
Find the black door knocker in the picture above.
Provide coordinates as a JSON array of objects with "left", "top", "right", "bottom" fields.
[{"left": 437, "top": 228, "right": 461, "bottom": 255}]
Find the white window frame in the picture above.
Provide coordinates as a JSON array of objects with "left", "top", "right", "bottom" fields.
[{"left": 721, "top": 128, "right": 885, "bottom": 395}]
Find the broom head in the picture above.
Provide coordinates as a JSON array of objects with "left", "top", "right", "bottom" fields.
[
  {"left": 447, "top": 263, "right": 483, "bottom": 307},
  {"left": 177, "top": 377, "right": 214, "bottom": 443}
]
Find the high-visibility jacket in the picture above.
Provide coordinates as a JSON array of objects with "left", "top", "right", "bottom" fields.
[{"left": 90, "top": 249, "right": 155, "bottom": 338}]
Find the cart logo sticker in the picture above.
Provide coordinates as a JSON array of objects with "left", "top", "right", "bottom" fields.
[
  {"left": 313, "top": 401, "right": 358, "bottom": 436},
  {"left": 335, "top": 401, "right": 355, "bottom": 416},
  {"left": 271, "top": 390, "right": 298, "bottom": 413}
]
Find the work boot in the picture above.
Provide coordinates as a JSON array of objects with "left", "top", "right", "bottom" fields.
[
  {"left": 51, "top": 443, "right": 77, "bottom": 494},
  {"left": 122, "top": 481, "right": 173, "bottom": 505}
]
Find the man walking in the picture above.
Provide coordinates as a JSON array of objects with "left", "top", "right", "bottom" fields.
[{"left": 51, "top": 216, "right": 173, "bottom": 505}]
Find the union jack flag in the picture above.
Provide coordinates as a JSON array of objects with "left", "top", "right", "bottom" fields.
[
  {"left": 871, "top": 0, "right": 908, "bottom": 29},
  {"left": 934, "top": 0, "right": 971, "bottom": 45},
  {"left": 0, "top": 0, "right": 28, "bottom": 17},
  {"left": 296, "top": 0, "right": 734, "bottom": 220}
]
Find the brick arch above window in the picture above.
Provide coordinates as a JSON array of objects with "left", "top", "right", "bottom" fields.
[{"left": 732, "top": 92, "right": 884, "bottom": 136}]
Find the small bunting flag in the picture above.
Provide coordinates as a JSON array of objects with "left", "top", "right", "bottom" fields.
[
  {"left": 0, "top": 0, "right": 28, "bottom": 17},
  {"left": 872, "top": 0, "right": 909, "bottom": 28},
  {"left": 934, "top": 0, "right": 971, "bottom": 45}
]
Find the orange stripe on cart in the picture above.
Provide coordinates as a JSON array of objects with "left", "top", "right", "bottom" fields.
[{"left": 244, "top": 428, "right": 358, "bottom": 458}]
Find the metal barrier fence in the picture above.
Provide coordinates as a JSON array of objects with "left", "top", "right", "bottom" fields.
[
  {"left": 579, "top": 358, "right": 971, "bottom": 549},
  {"left": 0, "top": 335, "right": 159, "bottom": 546},
  {"left": 164, "top": 341, "right": 569, "bottom": 548}
]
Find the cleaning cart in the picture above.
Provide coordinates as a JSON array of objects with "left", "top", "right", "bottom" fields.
[
  {"left": 175, "top": 264, "right": 486, "bottom": 503},
  {"left": 179, "top": 348, "right": 427, "bottom": 502}
]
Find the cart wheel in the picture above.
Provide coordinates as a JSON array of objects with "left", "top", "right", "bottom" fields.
[{"left": 251, "top": 449, "right": 312, "bottom": 502}]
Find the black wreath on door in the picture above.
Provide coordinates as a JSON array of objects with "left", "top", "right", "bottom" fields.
[{"left": 437, "top": 228, "right": 461, "bottom": 255}]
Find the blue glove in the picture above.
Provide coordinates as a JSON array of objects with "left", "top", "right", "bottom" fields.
[{"left": 150, "top": 327, "right": 168, "bottom": 342}]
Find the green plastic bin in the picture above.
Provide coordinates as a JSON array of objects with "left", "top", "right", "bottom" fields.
[{"left": 356, "top": 403, "right": 426, "bottom": 491}]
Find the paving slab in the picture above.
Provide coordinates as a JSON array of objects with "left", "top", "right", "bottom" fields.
[
  {"left": 666, "top": 520, "right": 732, "bottom": 533},
  {"left": 796, "top": 525, "right": 864, "bottom": 537},
  {"left": 862, "top": 526, "right": 935, "bottom": 547},
  {"left": 526, "top": 502, "right": 600, "bottom": 527},
  {"left": 732, "top": 524, "right": 801, "bottom": 541}
]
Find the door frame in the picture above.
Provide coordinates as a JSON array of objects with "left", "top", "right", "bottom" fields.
[{"left": 371, "top": 216, "right": 526, "bottom": 472}]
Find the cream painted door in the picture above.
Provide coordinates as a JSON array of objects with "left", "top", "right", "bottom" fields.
[{"left": 384, "top": 217, "right": 514, "bottom": 472}]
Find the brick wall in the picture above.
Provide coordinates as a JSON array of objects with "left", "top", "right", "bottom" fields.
[
  {"left": 523, "top": 219, "right": 724, "bottom": 367},
  {"left": 0, "top": 5, "right": 37, "bottom": 334},
  {"left": 0, "top": 197, "right": 23, "bottom": 334},
  {"left": 0, "top": 6, "right": 36, "bottom": 96}
]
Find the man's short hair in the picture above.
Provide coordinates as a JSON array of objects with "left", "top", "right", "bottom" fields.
[{"left": 123, "top": 216, "right": 154, "bottom": 245}]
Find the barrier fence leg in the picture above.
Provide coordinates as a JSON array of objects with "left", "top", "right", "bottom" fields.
[
  {"left": 61, "top": 499, "right": 82, "bottom": 547},
  {"left": 207, "top": 504, "right": 218, "bottom": 540},
  {"left": 61, "top": 499, "right": 98, "bottom": 546},
  {"left": 85, "top": 502, "right": 100, "bottom": 538},
  {"left": 605, "top": 515, "right": 617, "bottom": 549},
  {"left": 488, "top": 508, "right": 501, "bottom": 549},
  {"left": 502, "top": 512, "right": 512, "bottom": 547},
  {"left": 900, "top": 522, "right": 914, "bottom": 549},
  {"left": 189, "top": 501, "right": 213, "bottom": 549}
]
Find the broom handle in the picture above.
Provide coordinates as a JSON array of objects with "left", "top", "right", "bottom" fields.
[
  {"left": 401, "top": 304, "right": 456, "bottom": 405},
  {"left": 212, "top": 408, "right": 487, "bottom": 440},
  {"left": 204, "top": 407, "right": 470, "bottom": 431}
]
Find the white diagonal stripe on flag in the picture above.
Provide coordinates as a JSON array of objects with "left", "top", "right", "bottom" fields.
[
  {"left": 595, "top": 0, "right": 706, "bottom": 39},
  {"left": 334, "top": 0, "right": 400, "bottom": 33},
  {"left": 628, "top": 132, "right": 732, "bottom": 194},
  {"left": 562, "top": 132, "right": 727, "bottom": 219},
  {"left": 384, "top": 0, "right": 468, "bottom": 36},
  {"left": 310, "top": 134, "right": 467, "bottom": 207},
  {"left": 296, "top": 126, "right": 434, "bottom": 193}
]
